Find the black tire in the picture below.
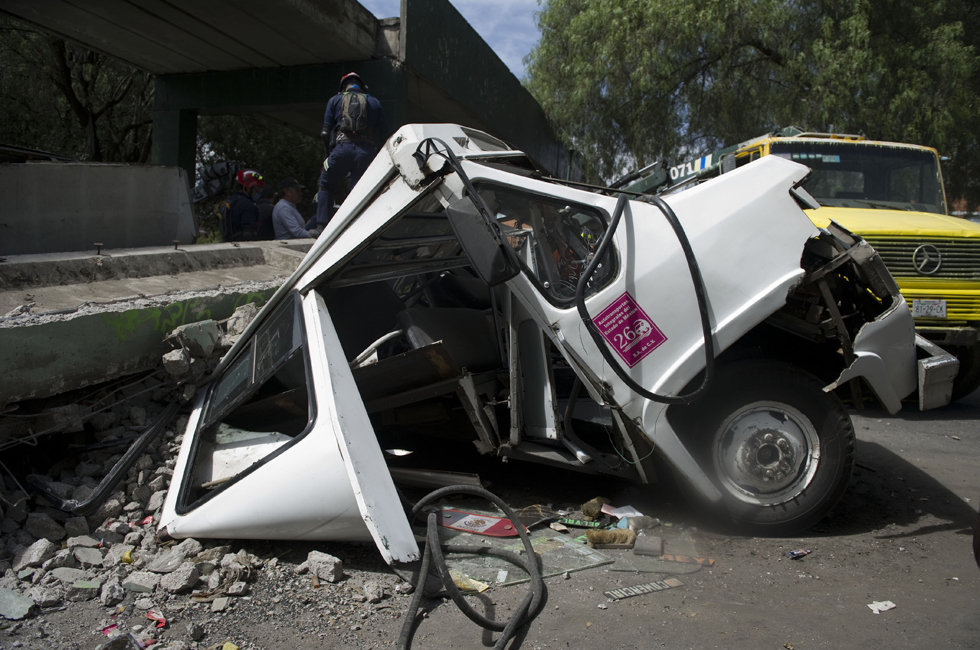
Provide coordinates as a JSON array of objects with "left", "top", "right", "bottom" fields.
[
  {"left": 672, "top": 359, "right": 855, "bottom": 535},
  {"left": 950, "top": 344, "right": 980, "bottom": 402}
]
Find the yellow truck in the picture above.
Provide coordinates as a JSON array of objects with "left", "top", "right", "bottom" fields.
[{"left": 625, "top": 127, "right": 980, "bottom": 400}]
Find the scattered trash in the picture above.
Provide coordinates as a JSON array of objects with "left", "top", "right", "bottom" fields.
[
  {"left": 633, "top": 535, "right": 663, "bottom": 557},
  {"left": 435, "top": 508, "right": 524, "bottom": 537},
  {"left": 604, "top": 577, "right": 684, "bottom": 600},
  {"left": 627, "top": 516, "right": 660, "bottom": 531},
  {"left": 549, "top": 521, "right": 569, "bottom": 533},
  {"left": 657, "top": 554, "right": 715, "bottom": 566},
  {"left": 586, "top": 528, "right": 637, "bottom": 549},
  {"left": 449, "top": 569, "right": 490, "bottom": 593},
  {"left": 597, "top": 602, "right": 608, "bottom": 609},
  {"left": 556, "top": 517, "right": 605, "bottom": 529},
  {"left": 146, "top": 610, "right": 166, "bottom": 628},
  {"left": 787, "top": 549, "right": 811, "bottom": 560},
  {"left": 600, "top": 503, "right": 645, "bottom": 519},
  {"left": 867, "top": 600, "right": 897, "bottom": 614},
  {"left": 514, "top": 504, "right": 561, "bottom": 529},
  {"left": 581, "top": 497, "right": 611, "bottom": 520}
]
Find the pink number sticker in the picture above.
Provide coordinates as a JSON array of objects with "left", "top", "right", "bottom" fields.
[{"left": 593, "top": 292, "right": 667, "bottom": 367}]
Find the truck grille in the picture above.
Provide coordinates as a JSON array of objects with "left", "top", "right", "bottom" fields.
[{"left": 862, "top": 237, "right": 980, "bottom": 279}]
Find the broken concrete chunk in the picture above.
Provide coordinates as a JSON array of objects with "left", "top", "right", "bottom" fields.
[
  {"left": 306, "top": 551, "right": 344, "bottom": 583},
  {"left": 0, "top": 588, "right": 36, "bottom": 620},
  {"left": 40, "top": 548, "right": 76, "bottom": 572},
  {"left": 74, "top": 461, "right": 103, "bottom": 478},
  {"left": 159, "top": 562, "right": 199, "bottom": 594},
  {"left": 146, "top": 490, "right": 168, "bottom": 513},
  {"left": 100, "top": 578, "right": 126, "bottom": 607},
  {"left": 162, "top": 348, "right": 191, "bottom": 377},
  {"left": 359, "top": 579, "right": 385, "bottom": 604},
  {"left": 171, "top": 320, "right": 220, "bottom": 358},
  {"left": 12, "top": 538, "right": 58, "bottom": 571},
  {"left": 24, "top": 512, "right": 66, "bottom": 542},
  {"left": 187, "top": 621, "right": 206, "bottom": 641},
  {"left": 63, "top": 516, "right": 90, "bottom": 538},
  {"left": 65, "top": 579, "right": 102, "bottom": 601},
  {"left": 211, "top": 596, "right": 230, "bottom": 612},
  {"left": 27, "top": 585, "right": 61, "bottom": 608},
  {"left": 226, "top": 580, "right": 249, "bottom": 596},
  {"left": 175, "top": 538, "right": 203, "bottom": 557},
  {"left": 88, "top": 497, "right": 124, "bottom": 528},
  {"left": 73, "top": 546, "right": 104, "bottom": 568},
  {"left": 146, "top": 547, "right": 186, "bottom": 574},
  {"left": 122, "top": 571, "right": 161, "bottom": 593},
  {"left": 66, "top": 534, "right": 102, "bottom": 549},
  {"left": 48, "top": 567, "right": 87, "bottom": 584},
  {"left": 224, "top": 302, "right": 260, "bottom": 337}
]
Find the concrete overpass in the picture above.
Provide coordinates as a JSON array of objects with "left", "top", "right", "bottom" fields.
[{"left": 1, "top": 0, "right": 572, "bottom": 177}]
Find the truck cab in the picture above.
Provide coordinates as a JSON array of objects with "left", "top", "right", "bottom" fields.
[{"left": 641, "top": 127, "right": 980, "bottom": 399}]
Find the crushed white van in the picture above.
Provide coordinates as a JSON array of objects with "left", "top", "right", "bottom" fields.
[{"left": 159, "top": 124, "right": 957, "bottom": 564}]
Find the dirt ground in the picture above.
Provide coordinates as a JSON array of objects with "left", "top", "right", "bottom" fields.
[{"left": 3, "top": 390, "right": 978, "bottom": 649}]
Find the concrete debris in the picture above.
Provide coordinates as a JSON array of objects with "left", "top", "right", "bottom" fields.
[
  {"left": 0, "top": 380, "right": 411, "bottom": 647},
  {"left": 123, "top": 571, "right": 161, "bottom": 594},
  {"left": 12, "top": 538, "right": 58, "bottom": 571},
  {"left": 169, "top": 321, "right": 220, "bottom": 359},
  {"left": 159, "top": 563, "right": 199, "bottom": 594},
  {"left": 72, "top": 546, "right": 105, "bottom": 568},
  {"left": 0, "top": 587, "right": 35, "bottom": 620},
  {"left": 24, "top": 512, "right": 66, "bottom": 542},
  {"left": 306, "top": 551, "right": 345, "bottom": 584}
]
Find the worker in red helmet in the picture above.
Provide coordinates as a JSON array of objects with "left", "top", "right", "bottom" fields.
[
  {"left": 313, "top": 71, "right": 387, "bottom": 228},
  {"left": 223, "top": 169, "right": 264, "bottom": 241}
]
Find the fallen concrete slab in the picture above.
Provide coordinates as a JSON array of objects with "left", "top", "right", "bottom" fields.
[{"left": 0, "top": 240, "right": 311, "bottom": 407}]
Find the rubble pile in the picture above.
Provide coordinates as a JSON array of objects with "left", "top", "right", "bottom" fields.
[{"left": 0, "top": 304, "right": 410, "bottom": 648}]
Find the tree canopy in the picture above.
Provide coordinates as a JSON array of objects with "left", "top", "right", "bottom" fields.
[{"left": 526, "top": 0, "right": 980, "bottom": 203}]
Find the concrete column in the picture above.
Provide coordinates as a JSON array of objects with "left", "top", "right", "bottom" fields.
[{"left": 151, "top": 97, "right": 197, "bottom": 177}]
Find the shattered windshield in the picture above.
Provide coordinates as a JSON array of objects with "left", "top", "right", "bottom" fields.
[
  {"left": 180, "top": 294, "right": 312, "bottom": 510},
  {"left": 476, "top": 184, "right": 616, "bottom": 304},
  {"left": 771, "top": 141, "right": 946, "bottom": 215}
]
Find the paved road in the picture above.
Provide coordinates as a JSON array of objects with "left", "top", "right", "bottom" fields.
[{"left": 400, "top": 390, "right": 980, "bottom": 649}]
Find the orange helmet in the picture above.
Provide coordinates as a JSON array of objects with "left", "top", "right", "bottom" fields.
[{"left": 236, "top": 169, "right": 264, "bottom": 191}]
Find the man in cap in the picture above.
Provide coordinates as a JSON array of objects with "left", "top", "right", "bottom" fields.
[
  {"left": 272, "top": 177, "right": 319, "bottom": 239},
  {"left": 313, "top": 71, "right": 387, "bottom": 227},
  {"left": 224, "top": 169, "right": 264, "bottom": 241}
]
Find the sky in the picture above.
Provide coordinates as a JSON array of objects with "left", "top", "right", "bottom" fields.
[{"left": 358, "top": 0, "right": 543, "bottom": 79}]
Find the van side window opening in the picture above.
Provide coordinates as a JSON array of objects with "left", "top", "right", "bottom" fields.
[
  {"left": 475, "top": 184, "right": 616, "bottom": 304},
  {"left": 179, "top": 295, "right": 312, "bottom": 510}
]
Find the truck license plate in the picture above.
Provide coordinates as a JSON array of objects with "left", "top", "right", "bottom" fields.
[{"left": 912, "top": 299, "right": 946, "bottom": 318}]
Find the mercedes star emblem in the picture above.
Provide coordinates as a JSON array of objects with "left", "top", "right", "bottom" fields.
[{"left": 912, "top": 244, "right": 942, "bottom": 275}]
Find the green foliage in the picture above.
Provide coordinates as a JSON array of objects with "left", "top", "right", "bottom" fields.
[
  {"left": 527, "top": 0, "right": 980, "bottom": 203},
  {"left": 194, "top": 115, "right": 322, "bottom": 240},
  {"left": 197, "top": 115, "right": 321, "bottom": 192},
  {"left": 0, "top": 15, "right": 154, "bottom": 162}
]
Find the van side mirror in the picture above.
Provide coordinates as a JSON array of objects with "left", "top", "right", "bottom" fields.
[{"left": 445, "top": 196, "right": 520, "bottom": 286}]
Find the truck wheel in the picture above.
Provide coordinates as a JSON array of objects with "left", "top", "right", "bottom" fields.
[
  {"left": 950, "top": 344, "right": 980, "bottom": 402},
  {"left": 677, "top": 360, "right": 855, "bottom": 535}
]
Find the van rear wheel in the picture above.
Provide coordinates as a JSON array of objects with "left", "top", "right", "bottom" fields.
[{"left": 676, "top": 360, "right": 855, "bottom": 535}]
